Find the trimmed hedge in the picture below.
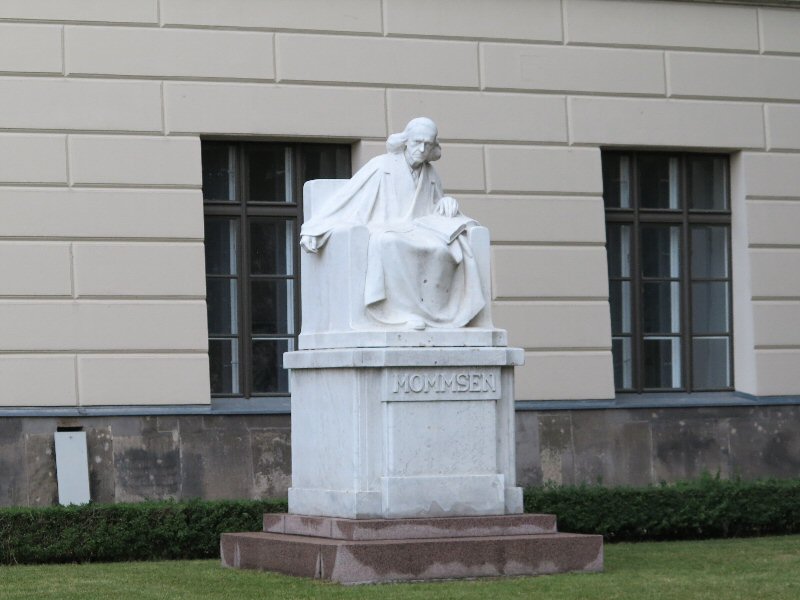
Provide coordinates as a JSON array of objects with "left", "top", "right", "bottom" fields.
[
  {"left": 525, "top": 477, "right": 800, "bottom": 542},
  {"left": 0, "top": 498, "right": 286, "bottom": 565},
  {"left": 2, "top": 478, "right": 799, "bottom": 564}
]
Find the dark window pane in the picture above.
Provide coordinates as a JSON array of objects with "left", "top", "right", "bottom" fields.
[
  {"left": 252, "top": 338, "right": 292, "bottom": 393},
  {"left": 609, "top": 280, "right": 632, "bottom": 334},
  {"left": 641, "top": 225, "right": 680, "bottom": 278},
  {"left": 606, "top": 224, "right": 631, "bottom": 278},
  {"left": 251, "top": 280, "right": 294, "bottom": 335},
  {"left": 202, "top": 141, "right": 353, "bottom": 398},
  {"left": 692, "top": 337, "right": 731, "bottom": 389},
  {"left": 643, "top": 282, "right": 681, "bottom": 334},
  {"left": 691, "top": 226, "right": 728, "bottom": 279},
  {"left": 688, "top": 156, "right": 728, "bottom": 211},
  {"left": 202, "top": 143, "right": 236, "bottom": 202},
  {"left": 601, "top": 151, "right": 732, "bottom": 392},
  {"left": 638, "top": 155, "right": 680, "bottom": 209},
  {"left": 204, "top": 217, "right": 238, "bottom": 275},
  {"left": 250, "top": 219, "right": 294, "bottom": 275},
  {"left": 643, "top": 337, "right": 681, "bottom": 389},
  {"left": 692, "top": 282, "right": 729, "bottom": 334},
  {"left": 209, "top": 338, "right": 239, "bottom": 394},
  {"left": 206, "top": 278, "right": 238, "bottom": 335},
  {"left": 245, "top": 145, "right": 290, "bottom": 203},
  {"left": 612, "top": 337, "right": 633, "bottom": 390},
  {"left": 602, "top": 154, "right": 631, "bottom": 209},
  {"left": 302, "top": 145, "right": 351, "bottom": 181}
]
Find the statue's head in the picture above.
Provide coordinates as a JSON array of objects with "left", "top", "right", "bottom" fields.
[{"left": 386, "top": 117, "right": 441, "bottom": 167}]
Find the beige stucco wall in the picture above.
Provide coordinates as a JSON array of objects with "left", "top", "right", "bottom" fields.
[{"left": 0, "top": 0, "right": 798, "bottom": 407}]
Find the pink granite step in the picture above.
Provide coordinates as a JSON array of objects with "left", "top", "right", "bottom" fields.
[
  {"left": 221, "top": 529, "right": 603, "bottom": 584},
  {"left": 263, "top": 513, "right": 558, "bottom": 540},
  {"left": 225, "top": 514, "right": 602, "bottom": 584}
]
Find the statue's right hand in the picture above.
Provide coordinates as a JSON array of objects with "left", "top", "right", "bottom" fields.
[
  {"left": 437, "top": 196, "right": 460, "bottom": 218},
  {"left": 300, "top": 235, "right": 318, "bottom": 253}
]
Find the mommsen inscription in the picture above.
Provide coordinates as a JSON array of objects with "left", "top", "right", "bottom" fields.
[{"left": 392, "top": 371, "right": 497, "bottom": 394}]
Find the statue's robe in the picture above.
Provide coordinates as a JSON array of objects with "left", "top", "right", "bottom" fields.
[{"left": 300, "top": 152, "right": 486, "bottom": 328}]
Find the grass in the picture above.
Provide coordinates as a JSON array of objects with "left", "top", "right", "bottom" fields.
[{"left": 1, "top": 535, "right": 799, "bottom": 600}]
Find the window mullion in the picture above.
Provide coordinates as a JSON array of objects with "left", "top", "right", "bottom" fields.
[
  {"left": 293, "top": 146, "right": 304, "bottom": 351},
  {"left": 246, "top": 204, "right": 300, "bottom": 217},
  {"left": 681, "top": 156, "right": 692, "bottom": 392},
  {"left": 204, "top": 204, "right": 242, "bottom": 217},
  {"left": 238, "top": 143, "right": 252, "bottom": 398},
  {"left": 724, "top": 162, "right": 735, "bottom": 390},
  {"left": 631, "top": 154, "right": 643, "bottom": 393},
  {"left": 727, "top": 202, "right": 735, "bottom": 390}
]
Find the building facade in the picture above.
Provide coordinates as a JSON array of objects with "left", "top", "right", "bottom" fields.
[{"left": 1, "top": 0, "right": 800, "bottom": 506}]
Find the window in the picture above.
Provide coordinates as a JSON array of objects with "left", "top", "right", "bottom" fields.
[
  {"left": 603, "top": 151, "right": 732, "bottom": 392},
  {"left": 202, "top": 141, "right": 350, "bottom": 397}
]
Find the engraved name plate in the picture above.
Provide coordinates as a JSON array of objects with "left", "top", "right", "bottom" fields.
[{"left": 384, "top": 367, "right": 502, "bottom": 401}]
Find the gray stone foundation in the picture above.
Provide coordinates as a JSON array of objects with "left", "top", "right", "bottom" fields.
[
  {"left": 1, "top": 403, "right": 799, "bottom": 507},
  {"left": 516, "top": 403, "right": 800, "bottom": 486},
  {"left": 0, "top": 414, "right": 291, "bottom": 507}
]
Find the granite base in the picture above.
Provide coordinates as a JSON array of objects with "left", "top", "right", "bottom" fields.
[{"left": 221, "top": 514, "right": 603, "bottom": 584}]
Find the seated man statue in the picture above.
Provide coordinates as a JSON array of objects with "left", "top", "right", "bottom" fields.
[{"left": 300, "top": 117, "right": 486, "bottom": 331}]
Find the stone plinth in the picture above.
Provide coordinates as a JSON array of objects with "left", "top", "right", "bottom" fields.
[
  {"left": 283, "top": 346, "right": 524, "bottom": 519},
  {"left": 221, "top": 513, "right": 603, "bottom": 584}
]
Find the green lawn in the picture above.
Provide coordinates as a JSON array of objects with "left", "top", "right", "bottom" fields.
[{"left": 2, "top": 535, "right": 799, "bottom": 600}]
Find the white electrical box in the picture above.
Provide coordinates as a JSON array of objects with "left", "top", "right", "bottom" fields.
[{"left": 54, "top": 431, "right": 91, "bottom": 505}]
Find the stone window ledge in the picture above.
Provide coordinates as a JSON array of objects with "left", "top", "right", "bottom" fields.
[
  {"left": 516, "top": 392, "right": 800, "bottom": 412},
  {"left": 0, "top": 396, "right": 291, "bottom": 417},
  {"left": 3, "top": 392, "right": 800, "bottom": 417}
]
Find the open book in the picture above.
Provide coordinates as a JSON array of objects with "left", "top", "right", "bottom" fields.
[{"left": 414, "top": 213, "right": 477, "bottom": 244}]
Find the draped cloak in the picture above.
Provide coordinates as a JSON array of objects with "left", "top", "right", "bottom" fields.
[{"left": 300, "top": 152, "right": 486, "bottom": 328}]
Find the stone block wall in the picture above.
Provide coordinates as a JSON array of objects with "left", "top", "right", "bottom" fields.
[
  {"left": 0, "top": 414, "right": 291, "bottom": 506},
  {"left": 516, "top": 404, "right": 800, "bottom": 486},
  {"left": 0, "top": 1, "right": 798, "bottom": 404},
  {"left": 0, "top": 0, "right": 800, "bottom": 504},
  {"left": 3, "top": 406, "right": 799, "bottom": 506}
]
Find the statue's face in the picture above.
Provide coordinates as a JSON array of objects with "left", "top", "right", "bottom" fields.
[{"left": 404, "top": 125, "right": 438, "bottom": 168}]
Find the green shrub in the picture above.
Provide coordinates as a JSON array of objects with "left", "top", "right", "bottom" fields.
[
  {"left": 0, "top": 498, "right": 286, "bottom": 565},
  {"left": 525, "top": 477, "right": 800, "bottom": 542},
  {"left": 3, "top": 478, "right": 799, "bottom": 564}
]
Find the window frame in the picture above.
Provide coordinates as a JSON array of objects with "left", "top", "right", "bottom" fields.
[
  {"left": 604, "top": 150, "right": 734, "bottom": 394},
  {"left": 203, "top": 140, "right": 350, "bottom": 399}
]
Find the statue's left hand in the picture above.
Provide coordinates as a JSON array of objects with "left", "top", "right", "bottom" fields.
[
  {"left": 436, "top": 196, "right": 460, "bottom": 218},
  {"left": 300, "top": 234, "right": 319, "bottom": 253}
]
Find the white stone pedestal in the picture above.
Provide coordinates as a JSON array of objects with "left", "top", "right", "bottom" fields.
[{"left": 284, "top": 346, "right": 524, "bottom": 519}]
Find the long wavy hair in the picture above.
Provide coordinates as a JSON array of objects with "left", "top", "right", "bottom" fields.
[{"left": 386, "top": 117, "right": 442, "bottom": 161}]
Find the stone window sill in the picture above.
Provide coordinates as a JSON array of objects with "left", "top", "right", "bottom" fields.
[{"left": 515, "top": 391, "right": 800, "bottom": 412}]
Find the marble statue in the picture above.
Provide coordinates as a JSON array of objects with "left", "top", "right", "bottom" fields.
[
  {"left": 229, "top": 123, "right": 597, "bottom": 582},
  {"left": 299, "top": 117, "right": 486, "bottom": 330},
  {"left": 282, "top": 118, "right": 524, "bottom": 524}
]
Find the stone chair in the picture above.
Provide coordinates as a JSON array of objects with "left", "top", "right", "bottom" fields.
[{"left": 299, "top": 179, "right": 506, "bottom": 349}]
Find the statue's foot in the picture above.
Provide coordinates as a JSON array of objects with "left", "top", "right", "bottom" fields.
[{"left": 408, "top": 318, "right": 427, "bottom": 331}]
